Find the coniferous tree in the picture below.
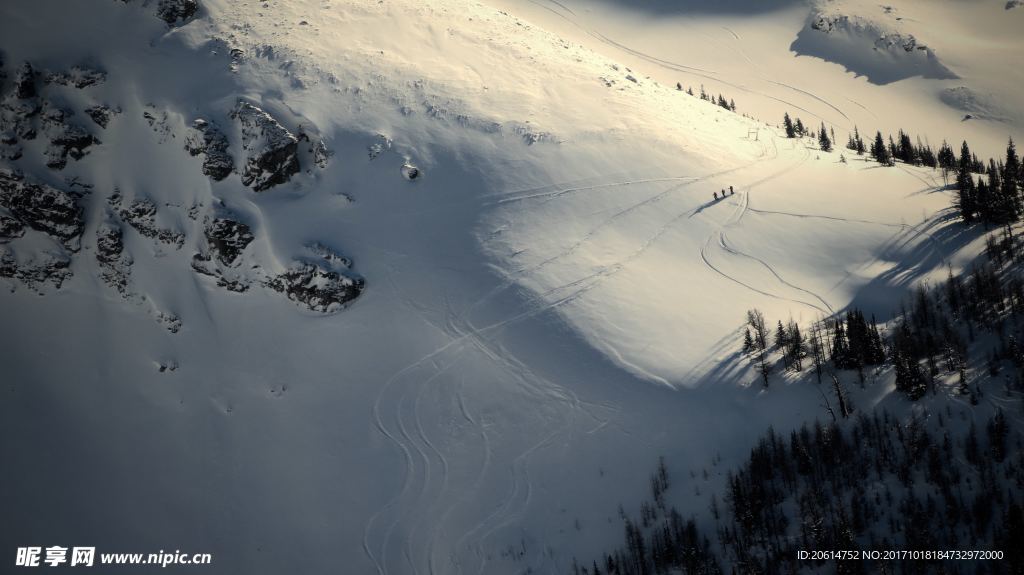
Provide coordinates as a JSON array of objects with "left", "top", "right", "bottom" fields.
[
  {"left": 783, "top": 113, "right": 795, "bottom": 138},
  {"left": 871, "top": 131, "right": 891, "bottom": 165},
  {"left": 795, "top": 118, "right": 805, "bottom": 137},
  {"left": 747, "top": 309, "right": 771, "bottom": 387},
  {"left": 1002, "top": 137, "right": 1020, "bottom": 213},
  {"left": 818, "top": 122, "right": 832, "bottom": 152},
  {"left": 938, "top": 140, "right": 956, "bottom": 172},
  {"left": 956, "top": 141, "right": 977, "bottom": 222},
  {"left": 775, "top": 320, "right": 789, "bottom": 350}
]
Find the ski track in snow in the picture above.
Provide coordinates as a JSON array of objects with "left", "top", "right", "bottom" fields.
[
  {"left": 365, "top": 129, "right": 782, "bottom": 574},
  {"left": 696, "top": 135, "right": 839, "bottom": 314},
  {"left": 528, "top": 0, "right": 855, "bottom": 127},
  {"left": 365, "top": 255, "right": 620, "bottom": 574}
]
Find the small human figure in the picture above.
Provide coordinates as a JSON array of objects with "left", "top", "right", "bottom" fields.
[
  {"left": 713, "top": 191, "right": 718, "bottom": 200},
  {"left": 729, "top": 185, "right": 734, "bottom": 195}
]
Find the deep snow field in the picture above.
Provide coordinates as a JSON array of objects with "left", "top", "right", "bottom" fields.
[{"left": 0, "top": 0, "right": 1021, "bottom": 573}]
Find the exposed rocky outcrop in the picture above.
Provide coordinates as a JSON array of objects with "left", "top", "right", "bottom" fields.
[
  {"left": 95, "top": 222, "right": 131, "bottom": 294},
  {"left": 191, "top": 216, "right": 255, "bottom": 292},
  {"left": 231, "top": 101, "right": 299, "bottom": 191},
  {"left": 0, "top": 214, "right": 24, "bottom": 241},
  {"left": 155, "top": 310, "right": 182, "bottom": 333},
  {"left": 13, "top": 62, "right": 37, "bottom": 99},
  {"left": 42, "top": 107, "right": 98, "bottom": 169},
  {"left": 0, "top": 170, "right": 84, "bottom": 248},
  {"left": 113, "top": 195, "right": 185, "bottom": 247},
  {"left": 85, "top": 105, "right": 115, "bottom": 128},
  {"left": 46, "top": 66, "right": 106, "bottom": 89},
  {"left": 297, "top": 127, "right": 331, "bottom": 169},
  {"left": 203, "top": 217, "right": 253, "bottom": 266},
  {"left": 185, "top": 119, "right": 233, "bottom": 181},
  {"left": 0, "top": 131, "right": 21, "bottom": 160},
  {"left": 0, "top": 247, "right": 72, "bottom": 290},
  {"left": 156, "top": 0, "right": 198, "bottom": 25},
  {"left": 143, "top": 105, "right": 174, "bottom": 143},
  {"left": 265, "top": 262, "right": 363, "bottom": 313},
  {"left": 305, "top": 241, "right": 352, "bottom": 268}
]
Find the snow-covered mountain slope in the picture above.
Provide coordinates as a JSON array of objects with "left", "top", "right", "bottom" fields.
[
  {"left": 0, "top": 1, "right": 1007, "bottom": 574},
  {"left": 495, "top": 0, "right": 1024, "bottom": 156}
]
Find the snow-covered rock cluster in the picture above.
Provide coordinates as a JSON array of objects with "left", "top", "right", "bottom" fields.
[
  {"left": 184, "top": 118, "right": 233, "bottom": 181},
  {"left": 0, "top": 169, "right": 82, "bottom": 289},
  {"left": 231, "top": 101, "right": 300, "bottom": 192},
  {"left": 793, "top": 4, "right": 957, "bottom": 84},
  {"left": 0, "top": 6, "right": 361, "bottom": 316},
  {"left": 0, "top": 61, "right": 102, "bottom": 168}
]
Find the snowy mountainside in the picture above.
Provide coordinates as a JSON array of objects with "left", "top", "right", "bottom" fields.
[
  {"left": 0, "top": 1, "right": 1010, "bottom": 574},
  {"left": 496, "top": 0, "right": 1024, "bottom": 156}
]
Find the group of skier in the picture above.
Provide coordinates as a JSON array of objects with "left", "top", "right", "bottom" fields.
[{"left": 713, "top": 185, "right": 735, "bottom": 201}]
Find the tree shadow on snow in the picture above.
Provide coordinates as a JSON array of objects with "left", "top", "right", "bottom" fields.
[{"left": 844, "top": 211, "right": 985, "bottom": 321}]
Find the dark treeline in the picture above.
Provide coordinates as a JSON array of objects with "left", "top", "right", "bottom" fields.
[
  {"left": 741, "top": 204, "right": 1024, "bottom": 409},
  {"left": 681, "top": 83, "right": 736, "bottom": 114},
  {"left": 778, "top": 112, "right": 1019, "bottom": 228},
  {"left": 572, "top": 406, "right": 1023, "bottom": 575},
  {"left": 782, "top": 112, "right": 835, "bottom": 153},
  {"left": 782, "top": 113, "right": 1024, "bottom": 229}
]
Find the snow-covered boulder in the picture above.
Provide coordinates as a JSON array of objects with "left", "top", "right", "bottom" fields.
[
  {"left": 401, "top": 162, "right": 420, "bottom": 181},
  {"left": 231, "top": 101, "right": 299, "bottom": 192}
]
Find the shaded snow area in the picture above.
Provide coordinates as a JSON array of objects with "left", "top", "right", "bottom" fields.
[{"left": 0, "top": 0, "right": 1021, "bottom": 574}]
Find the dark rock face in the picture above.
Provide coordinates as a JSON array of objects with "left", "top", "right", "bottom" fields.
[
  {"left": 185, "top": 119, "right": 233, "bottom": 181},
  {"left": 0, "top": 131, "right": 21, "bottom": 160},
  {"left": 85, "top": 105, "right": 113, "bottom": 128},
  {"left": 266, "top": 262, "right": 363, "bottom": 313},
  {"left": 203, "top": 217, "right": 254, "bottom": 266},
  {"left": 0, "top": 170, "right": 84, "bottom": 248},
  {"left": 1, "top": 68, "right": 99, "bottom": 170},
  {"left": 14, "top": 62, "right": 37, "bottom": 99},
  {"left": 0, "top": 214, "right": 24, "bottom": 241},
  {"left": 313, "top": 139, "right": 331, "bottom": 169},
  {"left": 46, "top": 123, "right": 98, "bottom": 170},
  {"left": 45, "top": 66, "right": 107, "bottom": 89},
  {"left": 191, "top": 216, "right": 255, "bottom": 292},
  {"left": 156, "top": 0, "right": 198, "bottom": 25},
  {"left": 113, "top": 195, "right": 185, "bottom": 247},
  {"left": 231, "top": 101, "right": 299, "bottom": 192},
  {"left": 95, "top": 223, "right": 131, "bottom": 294},
  {"left": 0, "top": 248, "right": 71, "bottom": 289}
]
